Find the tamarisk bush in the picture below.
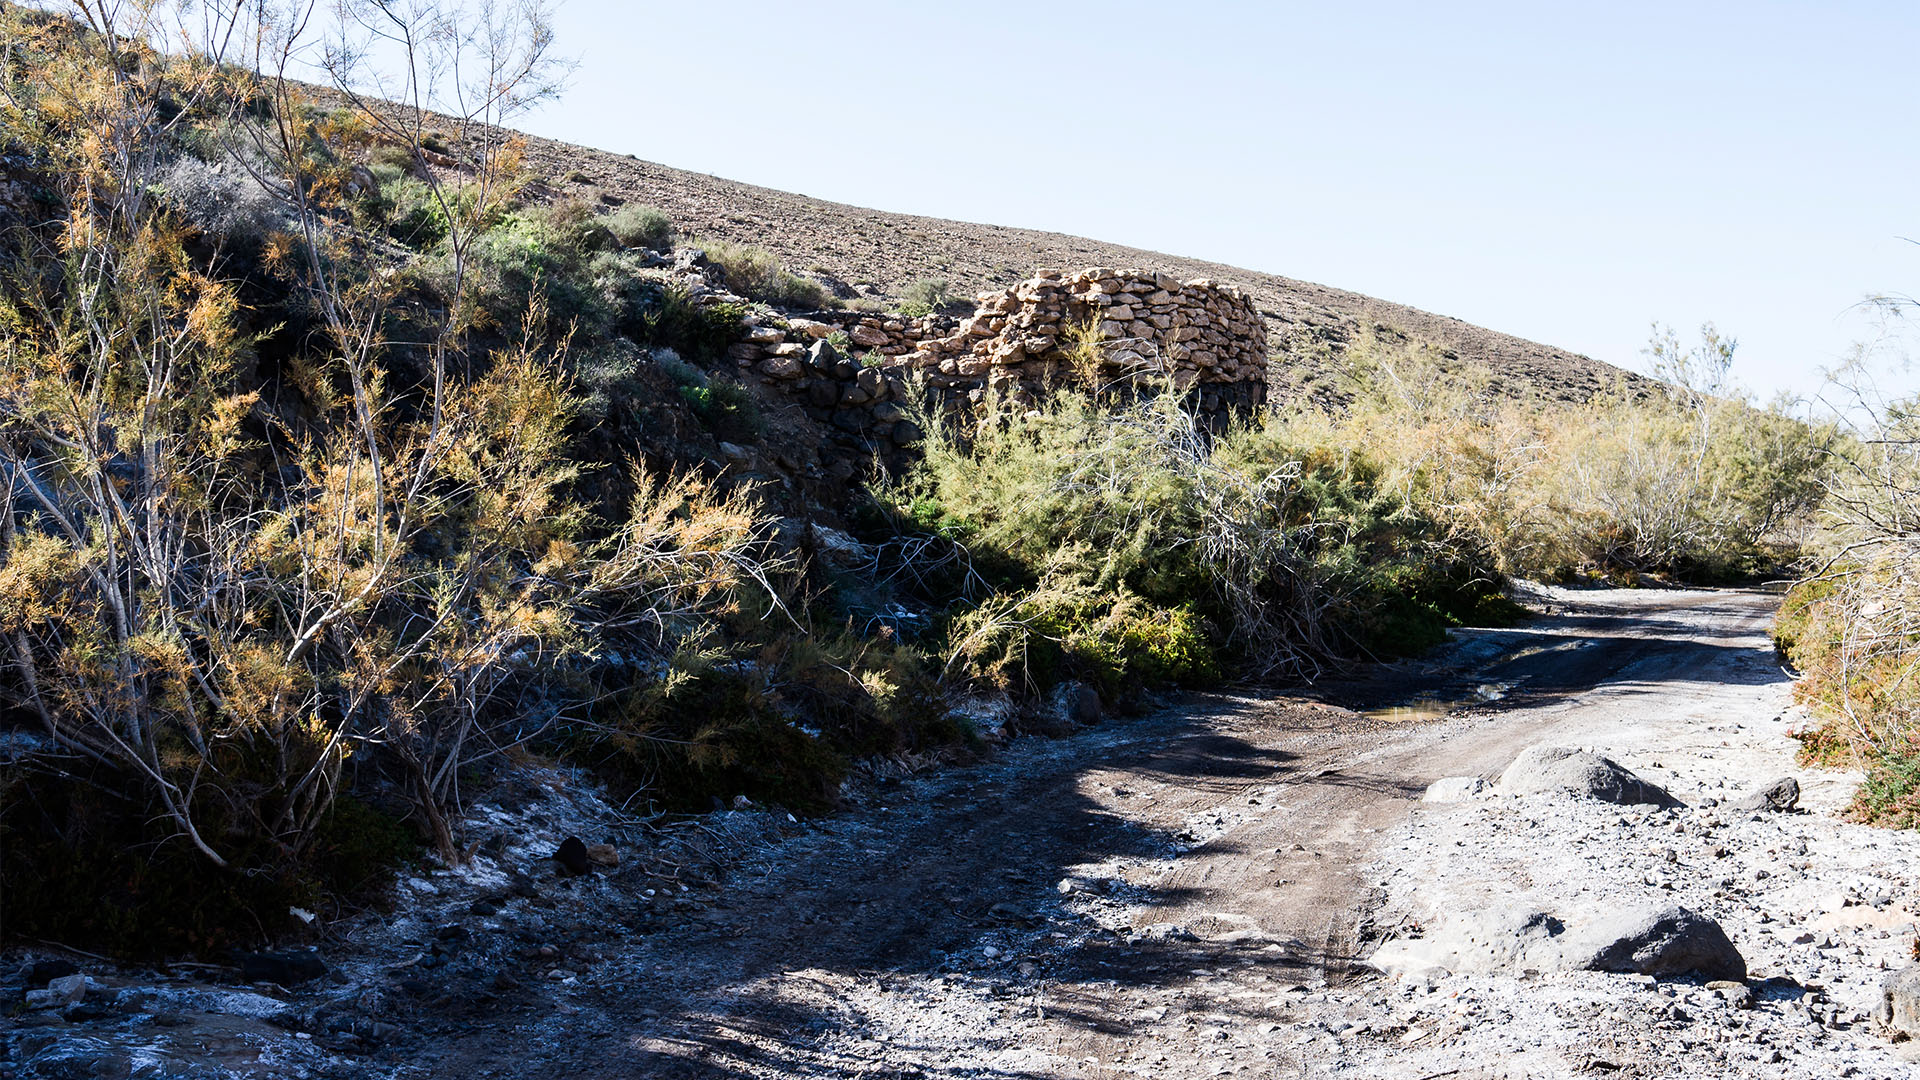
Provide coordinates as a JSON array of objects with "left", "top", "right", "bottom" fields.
[
  {"left": 0, "top": 2, "right": 770, "bottom": 877},
  {"left": 908, "top": 384, "right": 1515, "bottom": 690},
  {"left": 1328, "top": 327, "right": 1830, "bottom": 582},
  {"left": 1774, "top": 312, "right": 1920, "bottom": 825}
]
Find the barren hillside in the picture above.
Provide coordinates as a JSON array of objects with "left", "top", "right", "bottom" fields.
[{"left": 514, "top": 133, "right": 1643, "bottom": 403}]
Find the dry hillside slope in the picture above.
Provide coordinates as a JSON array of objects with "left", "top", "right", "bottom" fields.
[{"left": 513, "top": 132, "right": 1644, "bottom": 403}]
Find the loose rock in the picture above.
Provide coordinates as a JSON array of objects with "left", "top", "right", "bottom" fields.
[
  {"left": 1732, "top": 776, "right": 1800, "bottom": 813},
  {"left": 1422, "top": 776, "right": 1490, "bottom": 803},
  {"left": 554, "top": 836, "right": 591, "bottom": 876},
  {"left": 238, "top": 949, "right": 329, "bottom": 986},
  {"left": 1499, "top": 745, "right": 1675, "bottom": 805}
]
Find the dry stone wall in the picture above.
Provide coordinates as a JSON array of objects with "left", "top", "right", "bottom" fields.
[
  {"left": 708, "top": 267, "right": 1270, "bottom": 467},
  {"left": 907, "top": 268, "right": 1268, "bottom": 402}
]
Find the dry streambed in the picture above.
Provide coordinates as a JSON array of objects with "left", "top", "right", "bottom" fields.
[
  {"left": 1330, "top": 588, "right": 1920, "bottom": 1079},
  {"left": 8, "top": 587, "right": 1920, "bottom": 1079},
  {"left": 1348, "top": 729, "right": 1919, "bottom": 1079}
]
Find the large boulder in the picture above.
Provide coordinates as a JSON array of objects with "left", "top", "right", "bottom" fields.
[
  {"left": 1370, "top": 903, "right": 1744, "bottom": 982},
  {"left": 1549, "top": 904, "right": 1746, "bottom": 981},
  {"left": 1875, "top": 964, "right": 1920, "bottom": 1039},
  {"left": 1499, "top": 745, "right": 1675, "bottom": 805}
]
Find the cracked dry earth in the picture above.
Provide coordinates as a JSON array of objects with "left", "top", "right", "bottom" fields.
[{"left": 12, "top": 587, "right": 1920, "bottom": 1079}]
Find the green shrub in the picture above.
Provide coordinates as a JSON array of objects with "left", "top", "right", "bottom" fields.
[
  {"left": 602, "top": 664, "right": 848, "bottom": 813},
  {"left": 906, "top": 386, "right": 1515, "bottom": 689},
  {"left": 574, "top": 337, "right": 647, "bottom": 419},
  {"left": 695, "top": 238, "right": 836, "bottom": 310},
  {"left": 604, "top": 204, "right": 674, "bottom": 250},
  {"left": 590, "top": 631, "right": 951, "bottom": 813},
  {"left": 899, "top": 277, "right": 959, "bottom": 317},
  {"left": 379, "top": 173, "right": 464, "bottom": 249},
  {"left": 452, "top": 211, "right": 600, "bottom": 332},
  {"left": 940, "top": 574, "right": 1216, "bottom": 700},
  {"left": 409, "top": 201, "right": 693, "bottom": 337},
  {"left": 1852, "top": 749, "right": 1920, "bottom": 829},
  {"left": 653, "top": 291, "right": 747, "bottom": 362},
  {"left": 651, "top": 345, "right": 761, "bottom": 439},
  {"left": 447, "top": 205, "right": 690, "bottom": 336},
  {"left": 679, "top": 377, "right": 763, "bottom": 441},
  {"left": 368, "top": 142, "right": 415, "bottom": 171}
]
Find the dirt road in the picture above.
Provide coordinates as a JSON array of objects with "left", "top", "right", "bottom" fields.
[
  {"left": 27, "top": 586, "right": 1916, "bottom": 1079},
  {"left": 402, "top": 586, "right": 1836, "bottom": 1079}
]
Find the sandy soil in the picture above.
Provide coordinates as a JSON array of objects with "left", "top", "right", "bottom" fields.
[{"left": 10, "top": 588, "right": 1919, "bottom": 1079}]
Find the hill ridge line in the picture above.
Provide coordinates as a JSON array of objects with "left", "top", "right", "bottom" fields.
[{"left": 500, "top": 126, "right": 1638, "bottom": 402}]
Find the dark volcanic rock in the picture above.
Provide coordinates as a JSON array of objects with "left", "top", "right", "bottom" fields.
[
  {"left": 554, "top": 835, "right": 591, "bottom": 876},
  {"left": 25, "top": 958, "right": 79, "bottom": 986},
  {"left": 1733, "top": 776, "right": 1801, "bottom": 813},
  {"left": 1558, "top": 904, "right": 1746, "bottom": 981},
  {"left": 239, "top": 949, "right": 329, "bottom": 986}
]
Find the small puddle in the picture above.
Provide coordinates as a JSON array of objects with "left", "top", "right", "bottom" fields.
[
  {"left": 1361, "top": 636, "right": 1598, "bottom": 723},
  {"left": 1493, "top": 638, "right": 1595, "bottom": 665},
  {"left": 1368, "top": 679, "right": 1515, "bottom": 723}
]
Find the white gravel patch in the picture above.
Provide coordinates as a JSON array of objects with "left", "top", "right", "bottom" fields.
[{"left": 1339, "top": 589, "right": 1920, "bottom": 1079}]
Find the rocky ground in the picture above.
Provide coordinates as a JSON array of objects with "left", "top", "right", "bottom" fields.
[
  {"left": 501, "top": 127, "right": 1647, "bottom": 407},
  {"left": 7, "top": 587, "right": 1920, "bottom": 1079}
]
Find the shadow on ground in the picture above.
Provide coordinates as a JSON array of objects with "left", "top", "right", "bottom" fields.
[{"left": 398, "top": 592, "right": 1789, "bottom": 1079}]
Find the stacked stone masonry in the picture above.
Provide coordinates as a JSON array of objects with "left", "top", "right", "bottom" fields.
[
  {"left": 908, "top": 268, "right": 1268, "bottom": 399},
  {"left": 718, "top": 267, "right": 1270, "bottom": 458}
]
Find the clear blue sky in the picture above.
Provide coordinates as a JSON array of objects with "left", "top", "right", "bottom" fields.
[{"left": 518, "top": 1, "right": 1915, "bottom": 401}]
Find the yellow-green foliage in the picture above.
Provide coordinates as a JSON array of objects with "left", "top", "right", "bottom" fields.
[
  {"left": 1326, "top": 329, "right": 1831, "bottom": 582},
  {"left": 906, "top": 324, "right": 1831, "bottom": 700},
  {"left": 692, "top": 237, "right": 836, "bottom": 310},
  {"left": 0, "top": 7, "right": 769, "bottom": 883},
  {"left": 1771, "top": 404, "right": 1920, "bottom": 826},
  {"left": 592, "top": 628, "right": 953, "bottom": 812},
  {"left": 941, "top": 572, "right": 1218, "bottom": 697},
  {"left": 907, "top": 383, "right": 1518, "bottom": 686}
]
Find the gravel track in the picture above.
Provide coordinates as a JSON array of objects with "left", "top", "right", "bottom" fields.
[{"left": 13, "top": 587, "right": 1920, "bottom": 1079}]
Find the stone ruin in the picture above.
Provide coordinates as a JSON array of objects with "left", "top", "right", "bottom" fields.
[
  {"left": 716, "top": 268, "right": 1269, "bottom": 462},
  {"left": 908, "top": 267, "right": 1268, "bottom": 403}
]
